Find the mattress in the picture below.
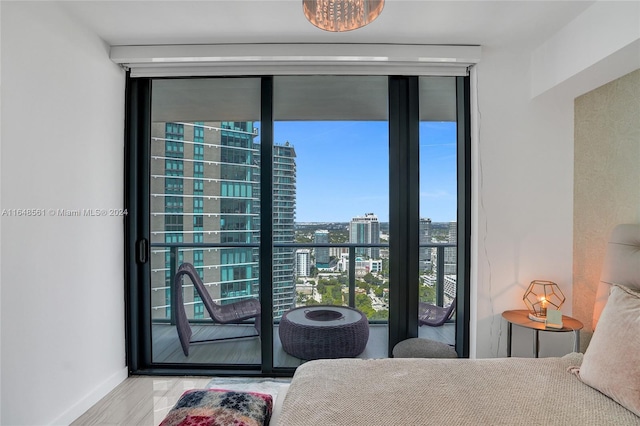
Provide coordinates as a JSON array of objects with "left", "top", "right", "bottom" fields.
[{"left": 276, "top": 353, "right": 640, "bottom": 426}]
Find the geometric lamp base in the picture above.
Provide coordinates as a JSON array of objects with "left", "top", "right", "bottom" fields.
[{"left": 528, "top": 313, "right": 547, "bottom": 322}]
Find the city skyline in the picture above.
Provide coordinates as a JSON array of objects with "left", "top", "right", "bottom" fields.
[{"left": 150, "top": 118, "right": 457, "bottom": 320}]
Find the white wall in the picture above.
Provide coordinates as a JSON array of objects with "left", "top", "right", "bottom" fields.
[
  {"left": 531, "top": 1, "right": 640, "bottom": 98},
  {"left": 471, "top": 46, "right": 575, "bottom": 358},
  {"left": 1, "top": 2, "right": 127, "bottom": 425},
  {"left": 470, "top": 1, "right": 640, "bottom": 358}
]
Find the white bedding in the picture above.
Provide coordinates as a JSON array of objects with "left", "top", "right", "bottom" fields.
[{"left": 276, "top": 353, "right": 640, "bottom": 426}]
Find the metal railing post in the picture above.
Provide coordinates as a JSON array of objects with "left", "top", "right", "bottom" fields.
[
  {"left": 436, "top": 246, "right": 445, "bottom": 307},
  {"left": 348, "top": 246, "right": 356, "bottom": 308},
  {"left": 169, "top": 246, "right": 179, "bottom": 325}
]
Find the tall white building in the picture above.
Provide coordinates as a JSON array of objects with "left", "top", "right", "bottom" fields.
[
  {"left": 349, "top": 213, "right": 380, "bottom": 259},
  {"left": 445, "top": 221, "right": 457, "bottom": 275},
  {"left": 295, "top": 249, "right": 311, "bottom": 278},
  {"left": 337, "top": 253, "right": 383, "bottom": 277},
  {"left": 419, "top": 217, "right": 432, "bottom": 272}
]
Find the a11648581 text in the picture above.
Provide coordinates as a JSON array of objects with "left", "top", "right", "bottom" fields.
[{"left": 1, "top": 208, "right": 128, "bottom": 217}]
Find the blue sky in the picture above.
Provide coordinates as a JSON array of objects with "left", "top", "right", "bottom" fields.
[{"left": 263, "top": 120, "right": 457, "bottom": 223}]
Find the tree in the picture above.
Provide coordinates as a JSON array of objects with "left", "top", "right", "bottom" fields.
[
  {"left": 322, "top": 294, "right": 336, "bottom": 305},
  {"left": 419, "top": 284, "right": 436, "bottom": 304},
  {"left": 331, "top": 285, "right": 342, "bottom": 301},
  {"left": 355, "top": 294, "right": 373, "bottom": 315},
  {"left": 295, "top": 232, "right": 312, "bottom": 243},
  {"left": 381, "top": 258, "right": 390, "bottom": 278},
  {"left": 296, "top": 293, "right": 308, "bottom": 305},
  {"left": 326, "top": 278, "right": 340, "bottom": 287},
  {"left": 370, "top": 309, "right": 389, "bottom": 321},
  {"left": 357, "top": 280, "right": 371, "bottom": 294},
  {"left": 329, "top": 230, "right": 348, "bottom": 243}
]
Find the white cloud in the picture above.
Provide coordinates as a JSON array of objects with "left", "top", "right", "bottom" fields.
[{"left": 420, "top": 190, "right": 450, "bottom": 199}]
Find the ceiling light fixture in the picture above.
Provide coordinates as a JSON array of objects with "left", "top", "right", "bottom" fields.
[{"left": 303, "top": 0, "right": 385, "bottom": 32}]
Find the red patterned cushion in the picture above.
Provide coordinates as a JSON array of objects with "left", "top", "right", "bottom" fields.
[{"left": 160, "top": 389, "right": 273, "bottom": 426}]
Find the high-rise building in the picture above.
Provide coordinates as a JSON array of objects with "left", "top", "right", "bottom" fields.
[
  {"left": 349, "top": 213, "right": 380, "bottom": 259},
  {"left": 314, "top": 230, "right": 330, "bottom": 268},
  {"left": 445, "top": 221, "right": 457, "bottom": 275},
  {"left": 150, "top": 122, "right": 296, "bottom": 320},
  {"left": 295, "top": 249, "right": 311, "bottom": 277},
  {"left": 150, "top": 121, "right": 261, "bottom": 320},
  {"left": 419, "top": 218, "right": 432, "bottom": 272},
  {"left": 329, "top": 246, "right": 349, "bottom": 259},
  {"left": 427, "top": 221, "right": 457, "bottom": 302},
  {"left": 269, "top": 142, "right": 297, "bottom": 317}
]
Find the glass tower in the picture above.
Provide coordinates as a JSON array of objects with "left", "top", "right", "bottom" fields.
[
  {"left": 314, "top": 230, "right": 330, "bottom": 268},
  {"left": 270, "top": 142, "right": 297, "bottom": 317},
  {"left": 150, "top": 121, "right": 262, "bottom": 320},
  {"left": 349, "top": 213, "right": 381, "bottom": 259},
  {"left": 419, "top": 218, "right": 432, "bottom": 272}
]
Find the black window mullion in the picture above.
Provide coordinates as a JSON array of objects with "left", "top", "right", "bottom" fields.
[
  {"left": 259, "top": 76, "right": 274, "bottom": 373},
  {"left": 124, "top": 75, "right": 152, "bottom": 372},
  {"left": 455, "top": 76, "right": 471, "bottom": 358},
  {"left": 388, "top": 76, "right": 420, "bottom": 356},
  {"left": 406, "top": 77, "right": 420, "bottom": 338}
]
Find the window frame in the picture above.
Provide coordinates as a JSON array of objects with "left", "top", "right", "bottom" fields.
[{"left": 124, "top": 74, "right": 471, "bottom": 375}]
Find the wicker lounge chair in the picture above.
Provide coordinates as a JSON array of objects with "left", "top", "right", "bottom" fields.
[
  {"left": 418, "top": 298, "right": 456, "bottom": 327},
  {"left": 174, "top": 262, "right": 261, "bottom": 356}
]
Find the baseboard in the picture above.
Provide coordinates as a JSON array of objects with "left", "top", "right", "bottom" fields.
[{"left": 49, "top": 367, "right": 129, "bottom": 425}]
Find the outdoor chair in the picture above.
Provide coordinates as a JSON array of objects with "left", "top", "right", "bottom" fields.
[
  {"left": 418, "top": 298, "right": 456, "bottom": 327},
  {"left": 174, "top": 262, "right": 261, "bottom": 356}
]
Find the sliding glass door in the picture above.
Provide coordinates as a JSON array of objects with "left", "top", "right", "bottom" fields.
[
  {"left": 148, "top": 78, "right": 262, "bottom": 366},
  {"left": 418, "top": 77, "right": 459, "bottom": 346},
  {"left": 125, "top": 74, "right": 470, "bottom": 374},
  {"left": 272, "top": 76, "right": 389, "bottom": 367}
]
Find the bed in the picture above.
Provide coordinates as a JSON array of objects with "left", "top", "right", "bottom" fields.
[{"left": 275, "top": 224, "right": 640, "bottom": 426}]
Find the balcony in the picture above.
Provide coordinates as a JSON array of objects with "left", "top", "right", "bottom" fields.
[
  {"left": 150, "top": 242, "right": 456, "bottom": 365},
  {"left": 151, "top": 321, "right": 455, "bottom": 365}
]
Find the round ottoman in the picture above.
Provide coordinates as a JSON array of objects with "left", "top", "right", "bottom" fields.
[
  {"left": 392, "top": 338, "right": 458, "bottom": 358},
  {"left": 279, "top": 305, "right": 369, "bottom": 360}
]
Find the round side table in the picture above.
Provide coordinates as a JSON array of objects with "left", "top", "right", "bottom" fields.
[
  {"left": 502, "top": 309, "right": 583, "bottom": 357},
  {"left": 279, "top": 305, "right": 369, "bottom": 360}
]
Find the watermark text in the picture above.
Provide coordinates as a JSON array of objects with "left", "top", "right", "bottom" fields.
[{"left": 1, "top": 208, "right": 128, "bottom": 217}]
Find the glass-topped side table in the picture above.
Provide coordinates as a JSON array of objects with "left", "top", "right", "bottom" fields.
[{"left": 502, "top": 310, "right": 583, "bottom": 358}]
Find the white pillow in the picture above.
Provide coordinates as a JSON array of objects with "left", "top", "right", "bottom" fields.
[{"left": 573, "top": 285, "right": 640, "bottom": 417}]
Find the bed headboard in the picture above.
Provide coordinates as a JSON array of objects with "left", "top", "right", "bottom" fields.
[{"left": 592, "top": 223, "right": 640, "bottom": 329}]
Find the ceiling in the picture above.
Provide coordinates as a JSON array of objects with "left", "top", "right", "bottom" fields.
[
  {"left": 58, "top": 0, "right": 596, "bottom": 123},
  {"left": 60, "top": 1, "right": 595, "bottom": 50}
]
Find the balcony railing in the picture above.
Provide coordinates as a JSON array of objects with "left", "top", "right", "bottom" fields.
[{"left": 150, "top": 241, "right": 456, "bottom": 324}]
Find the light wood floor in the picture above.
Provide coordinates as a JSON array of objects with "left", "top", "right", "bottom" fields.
[
  {"left": 71, "top": 376, "right": 212, "bottom": 426},
  {"left": 73, "top": 323, "right": 454, "bottom": 425}
]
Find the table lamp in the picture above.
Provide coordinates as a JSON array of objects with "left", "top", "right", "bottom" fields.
[{"left": 523, "top": 280, "right": 565, "bottom": 322}]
